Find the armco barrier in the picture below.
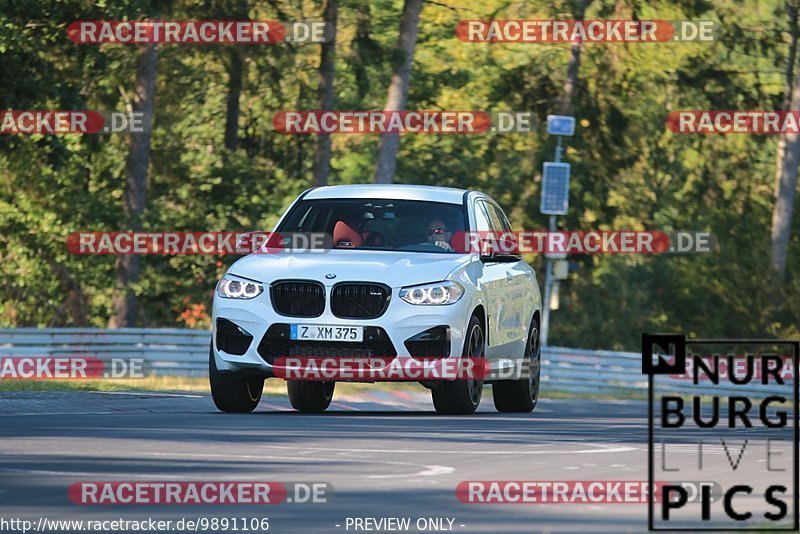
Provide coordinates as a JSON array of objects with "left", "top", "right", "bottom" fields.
[
  {"left": 542, "top": 346, "right": 646, "bottom": 394},
  {"left": 0, "top": 328, "right": 211, "bottom": 377},
  {"left": 543, "top": 346, "right": 792, "bottom": 397},
  {"left": 0, "top": 329, "right": 792, "bottom": 396}
]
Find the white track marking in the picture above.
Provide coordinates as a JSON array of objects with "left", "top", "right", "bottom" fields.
[
  {"left": 369, "top": 465, "right": 455, "bottom": 478},
  {"left": 252, "top": 443, "right": 638, "bottom": 455},
  {"left": 86, "top": 391, "right": 203, "bottom": 398},
  {"left": 1, "top": 411, "right": 118, "bottom": 417},
  {"left": 0, "top": 442, "right": 639, "bottom": 457},
  {"left": 0, "top": 467, "right": 205, "bottom": 479},
  {"left": 0, "top": 451, "right": 456, "bottom": 480}
]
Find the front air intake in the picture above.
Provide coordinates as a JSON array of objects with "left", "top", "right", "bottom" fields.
[
  {"left": 330, "top": 283, "right": 391, "bottom": 319},
  {"left": 269, "top": 280, "right": 325, "bottom": 317},
  {"left": 216, "top": 318, "right": 253, "bottom": 355}
]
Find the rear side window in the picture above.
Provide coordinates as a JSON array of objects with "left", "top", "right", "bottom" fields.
[
  {"left": 488, "top": 203, "right": 513, "bottom": 232},
  {"left": 478, "top": 200, "right": 519, "bottom": 256},
  {"left": 478, "top": 200, "right": 512, "bottom": 233},
  {"left": 474, "top": 201, "right": 493, "bottom": 232}
]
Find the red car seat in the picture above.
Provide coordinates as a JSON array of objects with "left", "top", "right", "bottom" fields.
[{"left": 332, "top": 220, "right": 363, "bottom": 248}]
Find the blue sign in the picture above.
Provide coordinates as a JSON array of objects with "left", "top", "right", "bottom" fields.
[
  {"left": 547, "top": 115, "right": 575, "bottom": 136},
  {"left": 541, "top": 162, "right": 570, "bottom": 215}
]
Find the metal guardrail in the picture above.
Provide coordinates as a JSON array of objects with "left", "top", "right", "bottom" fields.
[
  {"left": 0, "top": 328, "right": 211, "bottom": 377},
  {"left": 543, "top": 346, "right": 645, "bottom": 394},
  {"left": 543, "top": 346, "right": 791, "bottom": 397},
  {"left": 0, "top": 329, "right": 791, "bottom": 396}
]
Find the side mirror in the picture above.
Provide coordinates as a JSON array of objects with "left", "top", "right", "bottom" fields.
[
  {"left": 480, "top": 251, "right": 521, "bottom": 263},
  {"left": 482, "top": 253, "right": 521, "bottom": 263},
  {"left": 478, "top": 235, "right": 521, "bottom": 263}
]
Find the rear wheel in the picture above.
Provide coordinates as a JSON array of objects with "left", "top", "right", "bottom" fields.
[
  {"left": 209, "top": 345, "right": 264, "bottom": 413},
  {"left": 287, "top": 381, "right": 335, "bottom": 413},
  {"left": 492, "top": 315, "right": 541, "bottom": 413},
  {"left": 431, "top": 315, "right": 484, "bottom": 415}
]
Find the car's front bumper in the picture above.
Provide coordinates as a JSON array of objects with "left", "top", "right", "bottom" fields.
[{"left": 211, "top": 285, "right": 473, "bottom": 380}]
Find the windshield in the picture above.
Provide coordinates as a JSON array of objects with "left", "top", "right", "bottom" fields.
[{"left": 276, "top": 199, "right": 468, "bottom": 253}]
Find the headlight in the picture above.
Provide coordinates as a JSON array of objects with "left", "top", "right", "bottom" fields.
[
  {"left": 399, "top": 281, "right": 464, "bottom": 305},
  {"left": 216, "top": 275, "right": 264, "bottom": 299}
]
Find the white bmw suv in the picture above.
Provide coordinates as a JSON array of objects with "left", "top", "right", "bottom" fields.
[{"left": 210, "top": 184, "right": 542, "bottom": 415}]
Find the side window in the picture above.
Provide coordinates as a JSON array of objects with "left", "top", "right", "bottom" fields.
[
  {"left": 474, "top": 201, "right": 492, "bottom": 232},
  {"left": 485, "top": 203, "right": 506, "bottom": 233},
  {"left": 488, "top": 202, "right": 520, "bottom": 256},
  {"left": 491, "top": 204, "right": 513, "bottom": 232}
]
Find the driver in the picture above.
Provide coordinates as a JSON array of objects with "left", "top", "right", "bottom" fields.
[{"left": 426, "top": 219, "right": 454, "bottom": 251}]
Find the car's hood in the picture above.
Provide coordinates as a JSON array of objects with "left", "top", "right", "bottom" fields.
[{"left": 229, "top": 250, "right": 473, "bottom": 288}]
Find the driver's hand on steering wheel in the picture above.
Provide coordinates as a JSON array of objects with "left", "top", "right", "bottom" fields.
[{"left": 433, "top": 240, "right": 454, "bottom": 252}]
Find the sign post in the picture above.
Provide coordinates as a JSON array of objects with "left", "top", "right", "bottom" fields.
[{"left": 540, "top": 115, "right": 575, "bottom": 347}]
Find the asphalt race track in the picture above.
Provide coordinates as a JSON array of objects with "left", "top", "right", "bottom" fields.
[{"left": 0, "top": 388, "right": 788, "bottom": 533}]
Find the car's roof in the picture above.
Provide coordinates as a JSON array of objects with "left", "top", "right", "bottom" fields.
[{"left": 303, "top": 184, "right": 470, "bottom": 205}]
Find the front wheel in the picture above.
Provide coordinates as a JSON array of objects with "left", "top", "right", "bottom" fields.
[
  {"left": 209, "top": 345, "right": 264, "bottom": 413},
  {"left": 431, "top": 315, "right": 484, "bottom": 415},
  {"left": 492, "top": 316, "right": 541, "bottom": 413},
  {"left": 287, "top": 381, "right": 335, "bottom": 413}
]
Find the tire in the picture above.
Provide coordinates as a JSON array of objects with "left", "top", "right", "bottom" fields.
[
  {"left": 287, "top": 381, "right": 335, "bottom": 413},
  {"left": 492, "top": 315, "right": 541, "bottom": 413},
  {"left": 431, "top": 314, "right": 484, "bottom": 415},
  {"left": 209, "top": 345, "right": 264, "bottom": 413}
]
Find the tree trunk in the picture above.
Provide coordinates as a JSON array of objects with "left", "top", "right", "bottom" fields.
[
  {"left": 373, "top": 0, "right": 423, "bottom": 184},
  {"left": 109, "top": 43, "right": 158, "bottom": 328},
  {"left": 224, "top": 46, "right": 243, "bottom": 152},
  {"left": 49, "top": 261, "right": 88, "bottom": 326},
  {"left": 783, "top": 1, "right": 799, "bottom": 110},
  {"left": 224, "top": 0, "right": 248, "bottom": 152},
  {"left": 556, "top": 0, "right": 587, "bottom": 115},
  {"left": 770, "top": 1, "right": 800, "bottom": 281},
  {"left": 771, "top": 75, "right": 800, "bottom": 279},
  {"left": 312, "top": 0, "right": 338, "bottom": 187}
]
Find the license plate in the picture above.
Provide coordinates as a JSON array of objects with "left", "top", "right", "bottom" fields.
[{"left": 290, "top": 324, "right": 363, "bottom": 342}]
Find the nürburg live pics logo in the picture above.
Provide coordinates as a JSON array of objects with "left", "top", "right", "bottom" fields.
[{"left": 643, "top": 333, "right": 799, "bottom": 531}]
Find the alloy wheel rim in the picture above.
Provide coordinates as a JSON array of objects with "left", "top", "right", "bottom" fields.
[
  {"left": 467, "top": 324, "right": 484, "bottom": 404},
  {"left": 246, "top": 380, "right": 260, "bottom": 402},
  {"left": 528, "top": 325, "right": 541, "bottom": 401}
]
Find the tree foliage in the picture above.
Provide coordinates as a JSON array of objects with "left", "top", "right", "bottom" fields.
[{"left": 1, "top": 0, "right": 798, "bottom": 350}]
